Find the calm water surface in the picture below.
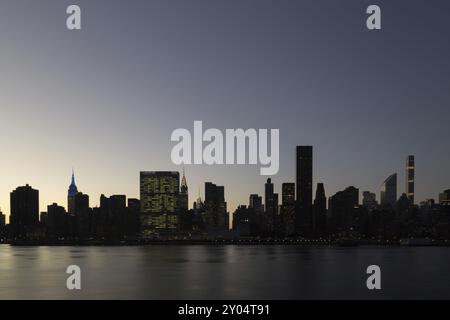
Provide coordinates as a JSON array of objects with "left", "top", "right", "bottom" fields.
[{"left": 0, "top": 245, "right": 449, "bottom": 299}]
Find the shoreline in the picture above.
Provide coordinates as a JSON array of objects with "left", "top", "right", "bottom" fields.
[{"left": 1, "top": 239, "right": 449, "bottom": 247}]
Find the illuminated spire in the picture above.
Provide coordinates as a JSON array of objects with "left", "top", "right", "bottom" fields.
[
  {"left": 181, "top": 167, "right": 187, "bottom": 188},
  {"left": 68, "top": 168, "right": 78, "bottom": 197},
  {"left": 180, "top": 168, "right": 188, "bottom": 194}
]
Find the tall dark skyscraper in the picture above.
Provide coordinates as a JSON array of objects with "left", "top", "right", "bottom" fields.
[
  {"left": 140, "top": 171, "right": 180, "bottom": 235},
  {"left": 265, "top": 178, "right": 274, "bottom": 213},
  {"left": 381, "top": 173, "right": 397, "bottom": 208},
  {"left": 10, "top": 184, "right": 39, "bottom": 238},
  {"left": 204, "top": 182, "right": 228, "bottom": 231},
  {"left": 67, "top": 170, "right": 78, "bottom": 215},
  {"left": 406, "top": 155, "right": 415, "bottom": 204},
  {"left": 296, "top": 146, "right": 313, "bottom": 233},
  {"left": 74, "top": 192, "right": 91, "bottom": 239},
  {"left": 281, "top": 183, "right": 296, "bottom": 236},
  {"left": 265, "top": 178, "right": 278, "bottom": 233},
  {"left": 313, "top": 183, "right": 327, "bottom": 234}
]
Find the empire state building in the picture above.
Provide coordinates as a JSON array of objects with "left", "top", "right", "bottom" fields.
[{"left": 67, "top": 170, "right": 78, "bottom": 215}]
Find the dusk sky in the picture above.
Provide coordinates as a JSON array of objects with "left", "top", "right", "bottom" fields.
[{"left": 0, "top": 0, "right": 449, "bottom": 219}]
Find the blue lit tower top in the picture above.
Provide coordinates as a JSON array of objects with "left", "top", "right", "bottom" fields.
[
  {"left": 68, "top": 169, "right": 78, "bottom": 197},
  {"left": 67, "top": 169, "right": 78, "bottom": 214}
]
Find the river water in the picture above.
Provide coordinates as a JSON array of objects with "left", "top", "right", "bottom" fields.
[{"left": 0, "top": 245, "right": 448, "bottom": 299}]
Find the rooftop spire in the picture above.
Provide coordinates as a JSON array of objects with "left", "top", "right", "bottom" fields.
[
  {"left": 68, "top": 168, "right": 78, "bottom": 197},
  {"left": 196, "top": 187, "right": 202, "bottom": 204},
  {"left": 181, "top": 167, "right": 187, "bottom": 189}
]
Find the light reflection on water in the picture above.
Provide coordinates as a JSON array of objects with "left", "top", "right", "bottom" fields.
[{"left": 0, "top": 245, "right": 449, "bottom": 299}]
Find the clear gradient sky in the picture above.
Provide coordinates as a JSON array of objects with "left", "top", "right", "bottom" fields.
[{"left": 0, "top": 0, "right": 449, "bottom": 220}]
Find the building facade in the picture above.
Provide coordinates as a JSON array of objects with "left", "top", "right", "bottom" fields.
[
  {"left": 406, "top": 155, "right": 415, "bottom": 204},
  {"left": 179, "top": 170, "right": 189, "bottom": 212},
  {"left": 362, "top": 191, "right": 377, "bottom": 212},
  {"left": 380, "top": 173, "right": 397, "bottom": 208},
  {"left": 296, "top": 146, "right": 313, "bottom": 233},
  {"left": 140, "top": 171, "right": 180, "bottom": 236},
  {"left": 204, "top": 182, "right": 228, "bottom": 232},
  {"left": 281, "top": 183, "right": 296, "bottom": 236},
  {"left": 313, "top": 183, "right": 327, "bottom": 235},
  {"left": 10, "top": 184, "right": 39, "bottom": 238}
]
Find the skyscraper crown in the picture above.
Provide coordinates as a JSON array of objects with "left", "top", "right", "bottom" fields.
[
  {"left": 181, "top": 168, "right": 188, "bottom": 193},
  {"left": 68, "top": 169, "right": 78, "bottom": 197}
]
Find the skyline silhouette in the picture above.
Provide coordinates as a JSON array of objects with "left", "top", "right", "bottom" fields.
[
  {"left": 0, "top": 151, "right": 446, "bottom": 217},
  {"left": 1, "top": 144, "right": 449, "bottom": 224},
  {"left": 0, "top": 147, "right": 448, "bottom": 220},
  {"left": 1, "top": 143, "right": 449, "bottom": 243}
]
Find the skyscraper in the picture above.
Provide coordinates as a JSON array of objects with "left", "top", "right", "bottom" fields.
[
  {"left": 140, "top": 171, "right": 180, "bottom": 235},
  {"left": 47, "top": 203, "right": 67, "bottom": 239},
  {"left": 74, "top": 192, "right": 91, "bottom": 239},
  {"left": 406, "top": 155, "right": 415, "bottom": 204},
  {"left": 0, "top": 211, "right": 5, "bottom": 228},
  {"left": 265, "top": 178, "right": 278, "bottom": 233},
  {"left": 329, "top": 186, "right": 359, "bottom": 232},
  {"left": 281, "top": 183, "right": 296, "bottom": 236},
  {"left": 232, "top": 205, "right": 254, "bottom": 236},
  {"left": 204, "top": 182, "right": 228, "bottom": 231},
  {"left": 67, "top": 170, "right": 78, "bottom": 215},
  {"left": 99, "top": 194, "right": 127, "bottom": 239},
  {"left": 249, "top": 194, "right": 263, "bottom": 211},
  {"left": 265, "top": 178, "right": 275, "bottom": 213},
  {"left": 313, "top": 183, "right": 327, "bottom": 234},
  {"left": 10, "top": 184, "right": 39, "bottom": 238},
  {"left": 179, "top": 169, "right": 189, "bottom": 211},
  {"left": 296, "top": 146, "right": 313, "bottom": 233},
  {"left": 380, "top": 173, "right": 397, "bottom": 208},
  {"left": 127, "top": 198, "right": 141, "bottom": 237}
]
